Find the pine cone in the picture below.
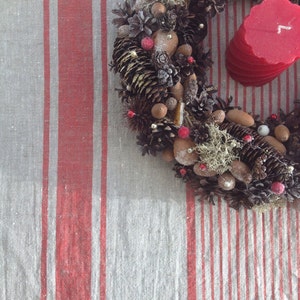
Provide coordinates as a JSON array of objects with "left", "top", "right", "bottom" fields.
[
  {"left": 137, "top": 119, "right": 177, "bottom": 155},
  {"left": 156, "top": 9, "right": 177, "bottom": 31},
  {"left": 128, "top": 10, "right": 157, "bottom": 37},
  {"left": 112, "top": 38, "right": 168, "bottom": 102},
  {"left": 112, "top": 0, "right": 136, "bottom": 27}
]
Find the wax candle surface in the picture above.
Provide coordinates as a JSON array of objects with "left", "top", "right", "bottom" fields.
[{"left": 226, "top": 0, "right": 300, "bottom": 86}]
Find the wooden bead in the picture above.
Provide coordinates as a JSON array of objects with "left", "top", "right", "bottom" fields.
[
  {"left": 226, "top": 109, "right": 255, "bottom": 127},
  {"left": 176, "top": 44, "right": 193, "bottom": 56},
  {"left": 151, "top": 2, "right": 166, "bottom": 18},
  {"left": 151, "top": 103, "right": 168, "bottom": 119},
  {"left": 274, "top": 124, "right": 290, "bottom": 142}
]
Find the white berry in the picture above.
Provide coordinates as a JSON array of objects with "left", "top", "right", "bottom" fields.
[{"left": 257, "top": 124, "right": 270, "bottom": 136}]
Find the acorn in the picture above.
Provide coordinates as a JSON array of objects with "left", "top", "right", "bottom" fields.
[
  {"left": 230, "top": 160, "right": 252, "bottom": 184},
  {"left": 211, "top": 110, "right": 225, "bottom": 124},
  {"left": 165, "top": 97, "right": 177, "bottom": 111},
  {"left": 170, "top": 81, "right": 184, "bottom": 101},
  {"left": 161, "top": 148, "right": 175, "bottom": 162},
  {"left": 274, "top": 124, "right": 290, "bottom": 142},
  {"left": 263, "top": 135, "right": 286, "bottom": 155},
  {"left": 152, "top": 30, "right": 179, "bottom": 57},
  {"left": 151, "top": 2, "right": 166, "bottom": 18},
  {"left": 173, "top": 138, "right": 198, "bottom": 166},
  {"left": 226, "top": 109, "right": 255, "bottom": 127},
  {"left": 218, "top": 173, "right": 236, "bottom": 190},
  {"left": 151, "top": 103, "right": 168, "bottom": 119},
  {"left": 176, "top": 44, "right": 193, "bottom": 56},
  {"left": 193, "top": 162, "right": 217, "bottom": 177}
]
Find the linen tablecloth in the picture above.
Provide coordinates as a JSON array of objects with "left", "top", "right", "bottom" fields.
[{"left": 0, "top": 0, "right": 299, "bottom": 299}]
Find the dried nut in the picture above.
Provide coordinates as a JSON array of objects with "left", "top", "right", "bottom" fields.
[
  {"left": 152, "top": 30, "right": 179, "bottom": 57},
  {"left": 176, "top": 44, "right": 193, "bottom": 56},
  {"left": 173, "top": 138, "right": 198, "bottom": 166},
  {"left": 165, "top": 97, "right": 177, "bottom": 111},
  {"left": 193, "top": 163, "right": 217, "bottom": 177},
  {"left": 263, "top": 135, "right": 286, "bottom": 155},
  {"left": 226, "top": 109, "right": 255, "bottom": 127},
  {"left": 211, "top": 110, "right": 226, "bottom": 124},
  {"left": 161, "top": 148, "right": 175, "bottom": 162},
  {"left": 230, "top": 160, "right": 252, "bottom": 184},
  {"left": 117, "top": 25, "right": 130, "bottom": 38},
  {"left": 151, "top": 103, "right": 168, "bottom": 119},
  {"left": 170, "top": 81, "right": 184, "bottom": 101},
  {"left": 218, "top": 172, "right": 236, "bottom": 190},
  {"left": 274, "top": 124, "right": 290, "bottom": 142},
  {"left": 151, "top": 2, "right": 166, "bottom": 18}
]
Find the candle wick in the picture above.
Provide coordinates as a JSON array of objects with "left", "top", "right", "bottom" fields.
[{"left": 277, "top": 25, "right": 292, "bottom": 34}]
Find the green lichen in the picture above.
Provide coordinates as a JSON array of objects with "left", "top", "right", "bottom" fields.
[{"left": 194, "top": 123, "right": 241, "bottom": 174}]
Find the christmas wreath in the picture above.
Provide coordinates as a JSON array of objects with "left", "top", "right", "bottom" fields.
[{"left": 111, "top": 0, "right": 300, "bottom": 210}]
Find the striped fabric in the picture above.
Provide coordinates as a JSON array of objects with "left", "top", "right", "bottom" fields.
[{"left": 0, "top": 0, "right": 299, "bottom": 299}]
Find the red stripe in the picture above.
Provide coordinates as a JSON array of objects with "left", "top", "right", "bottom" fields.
[
  {"left": 55, "top": 1, "right": 94, "bottom": 299},
  {"left": 201, "top": 201, "right": 206, "bottom": 300},
  {"left": 41, "top": 0, "right": 50, "bottom": 298},
  {"left": 100, "top": 0, "right": 108, "bottom": 298},
  {"left": 186, "top": 184, "right": 196, "bottom": 300}
]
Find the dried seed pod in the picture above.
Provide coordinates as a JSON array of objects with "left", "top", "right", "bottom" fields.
[
  {"left": 226, "top": 109, "right": 255, "bottom": 127},
  {"left": 193, "top": 162, "right": 217, "bottom": 177},
  {"left": 176, "top": 44, "right": 193, "bottom": 56},
  {"left": 173, "top": 101, "right": 184, "bottom": 127},
  {"left": 117, "top": 25, "right": 130, "bottom": 38},
  {"left": 230, "top": 160, "right": 252, "bottom": 184},
  {"left": 218, "top": 172, "right": 236, "bottom": 190},
  {"left": 211, "top": 109, "right": 225, "bottom": 124},
  {"left": 151, "top": 103, "right": 168, "bottom": 119},
  {"left": 173, "top": 137, "right": 198, "bottom": 166},
  {"left": 263, "top": 135, "right": 286, "bottom": 155},
  {"left": 152, "top": 30, "right": 179, "bottom": 57},
  {"left": 274, "top": 124, "right": 290, "bottom": 142}
]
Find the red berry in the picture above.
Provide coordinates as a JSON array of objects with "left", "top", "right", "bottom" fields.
[
  {"left": 243, "top": 134, "right": 253, "bottom": 142},
  {"left": 178, "top": 126, "right": 190, "bottom": 139},
  {"left": 271, "top": 181, "right": 285, "bottom": 195},
  {"left": 141, "top": 37, "right": 154, "bottom": 51},
  {"left": 270, "top": 113, "right": 278, "bottom": 120},
  {"left": 179, "top": 168, "right": 187, "bottom": 176},
  {"left": 187, "top": 56, "right": 195, "bottom": 64},
  {"left": 199, "top": 164, "right": 207, "bottom": 171},
  {"left": 127, "top": 110, "right": 136, "bottom": 118}
]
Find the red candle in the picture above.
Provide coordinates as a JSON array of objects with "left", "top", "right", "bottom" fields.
[{"left": 226, "top": 0, "right": 300, "bottom": 86}]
